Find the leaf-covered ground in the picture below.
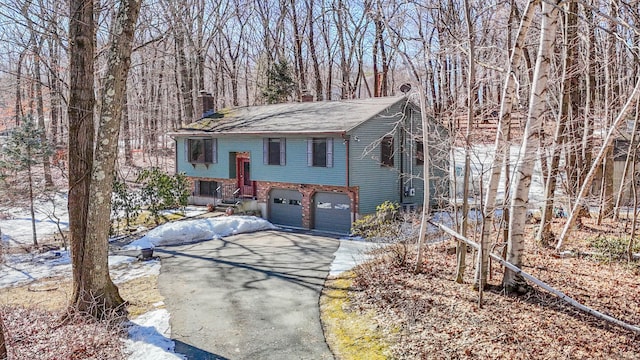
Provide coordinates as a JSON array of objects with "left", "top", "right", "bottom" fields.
[
  {"left": 1, "top": 306, "right": 125, "bottom": 360},
  {"left": 0, "top": 274, "right": 163, "bottom": 359},
  {"left": 348, "top": 218, "right": 640, "bottom": 359}
]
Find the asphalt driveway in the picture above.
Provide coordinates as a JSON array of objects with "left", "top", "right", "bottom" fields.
[{"left": 156, "top": 230, "right": 340, "bottom": 360}]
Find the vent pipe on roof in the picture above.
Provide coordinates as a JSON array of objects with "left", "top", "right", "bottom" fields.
[{"left": 197, "top": 91, "right": 215, "bottom": 118}]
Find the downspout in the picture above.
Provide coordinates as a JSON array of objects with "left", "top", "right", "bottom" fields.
[
  {"left": 343, "top": 133, "right": 350, "bottom": 187},
  {"left": 174, "top": 138, "right": 178, "bottom": 174},
  {"left": 342, "top": 132, "right": 354, "bottom": 225}
]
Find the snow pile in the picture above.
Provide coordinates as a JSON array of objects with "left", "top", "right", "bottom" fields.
[
  {"left": 124, "top": 216, "right": 277, "bottom": 250},
  {"left": 125, "top": 308, "right": 185, "bottom": 360}
]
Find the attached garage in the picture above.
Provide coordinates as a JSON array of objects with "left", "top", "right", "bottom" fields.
[
  {"left": 269, "top": 189, "right": 303, "bottom": 228},
  {"left": 313, "top": 192, "right": 352, "bottom": 234}
]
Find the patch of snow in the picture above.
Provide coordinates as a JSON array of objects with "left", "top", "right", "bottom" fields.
[
  {"left": 124, "top": 309, "right": 185, "bottom": 360},
  {"left": 0, "top": 250, "right": 159, "bottom": 289},
  {"left": 112, "top": 260, "right": 161, "bottom": 284},
  {"left": 124, "top": 216, "right": 277, "bottom": 250},
  {"left": 329, "top": 240, "right": 383, "bottom": 276},
  {"left": 452, "top": 145, "right": 547, "bottom": 208},
  {"left": 109, "top": 255, "right": 137, "bottom": 267},
  {"left": 159, "top": 206, "right": 208, "bottom": 219},
  {"left": 0, "top": 192, "right": 69, "bottom": 247}
]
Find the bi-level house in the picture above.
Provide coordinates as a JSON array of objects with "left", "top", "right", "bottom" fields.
[{"left": 170, "top": 94, "right": 449, "bottom": 234}]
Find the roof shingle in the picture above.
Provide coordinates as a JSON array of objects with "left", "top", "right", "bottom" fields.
[{"left": 174, "top": 96, "right": 407, "bottom": 135}]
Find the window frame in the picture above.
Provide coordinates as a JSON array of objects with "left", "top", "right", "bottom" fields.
[
  {"left": 195, "top": 180, "right": 218, "bottom": 197},
  {"left": 307, "top": 137, "right": 333, "bottom": 168},
  {"left": 187, "top": 138, "right": 217, "bottom": 165},
  {"left": 263, "top": 138, "right": 286, "bottom": 166},
  {"left": 380, "top": 135, "right": 394, "bottom": 167},
  {"left": 416, "top": 140, "right": 424, "bottom": 165}
]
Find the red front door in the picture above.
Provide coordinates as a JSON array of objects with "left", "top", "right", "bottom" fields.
[{"left": 236, "top": 156, "right": 254, "bottom": 197}]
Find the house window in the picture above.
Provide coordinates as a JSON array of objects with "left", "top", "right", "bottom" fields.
[
  {"left": 416, "top": 140, "right": 424, "bottom": 165},
  {"left": 381, "top": 136, "right": 394, "bottom": 167},
  {"left": 307, "top": 138, "right": 333, "bottom": 167},
  {"left": 188, "top": 138, "right": 217, "bottom": 164},
  {"left": 264, "top": 138, "right": 286, "bottom": 165},
  {"left": 197, "top": 180, "right": 218, "bottom": 197}
]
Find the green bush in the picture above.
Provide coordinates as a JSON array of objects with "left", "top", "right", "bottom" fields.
[
  {"left": 589, "top": 235, "right": 640, "bottom": 262},
  {"left": 136, "top": 168, "right": 190, "bottom": 224},
  {"left": 352, "top": 201, "right": 402, "bottom": 240},
  {"left": 111, "top": 176, "right": 141, "bottom": 232}
]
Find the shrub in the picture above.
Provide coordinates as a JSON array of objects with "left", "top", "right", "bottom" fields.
[
  {"left": 111, "top": 177, "right": 141, "bottom": 233},
  {"left": 136, "top": 168, "right": 190, "bottom": 224},
  {"left": 589, "top": 235, "right": 640, "bottom": 262},
  {"left": 352, "top": 201, "right": 405, "bottom": 241}
]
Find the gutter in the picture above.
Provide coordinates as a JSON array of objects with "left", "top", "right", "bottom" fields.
[{"left": 167, "top": 130, "right": 348, "bottom": 138}]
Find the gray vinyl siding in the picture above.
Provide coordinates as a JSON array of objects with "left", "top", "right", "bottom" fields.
[
  {"left": 348, "top": 102, "right": 449, "bottom": 215},
  {"left": 348, "top": 103, "right": 405, "bottom": 215},
  {"left": 176, "top": 135, "right": 347, "bottom": 186},
  {"left": 403, "top": 111, "right": 450, "bottom": 208},
  {"left": 425, "top": 121, "right": 451, "bottom": 206}
]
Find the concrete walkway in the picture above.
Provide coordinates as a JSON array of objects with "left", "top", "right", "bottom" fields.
[{"left": 157, "top": 230, "right": 340, "bottom": 360}]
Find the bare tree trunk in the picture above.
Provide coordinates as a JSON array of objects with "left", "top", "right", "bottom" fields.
[
  {"left": 15, "top": 50, "right": 26, "bottom": 124},
  {"left": 614, "top": 98, "right": 639, "bottom": 220},
  {"left": 176, "top": 30, "right": 193, "bottom": 122},
  {"left": 414, "top": 85, "right": 431, "bottom": 273},
  {"left": 537, "top": 1, "right": 578, "bottom": 245},
  {"left": 504, "top": 0, "right": 560, "bottom": 293},
  {"left": 455, "top": 0, "right": 476, "bottom": 284},
  {"left": 48, "top": 33, "right": 62, "bottom": 145},
  {"left": 290, "top": 0, "right": 305, "bottom": 96},
  {"left": 307, "top": 0, "right": 323, "bottom": 100},
  {"left": 79, "top": 0, "right": 142, "bottom": 317},
  {"left": 122, "top": 83, "right": 133, "bottom": 166},
  {"left": 321, "top": 2, "right": 333, "bottom": 101},
  {"left": 33, "top": 43, "right": 53, "bottom": 188},
  {"left": 20, "top": 1, "right": 53, "bottom": 186},
  {"left": 28, "top": 150, "right": 37, "bottom": 246},
  {"left": 557, "top": 76, "right": 640, "bottom": 250},
  {"left": 600, "top": 3, "right": 619, "bottom": 219},
  {"left": 335, "top": 0, "right": 350, "bottom": 99},
  {"left": 0, "top": 313, "right": 6, "bottom": 360},
  {"left": 476, "top": 0, "right": 539, "bottom": 289},
  {"left": 629, "top": 150, "right": 638, "bottom": 261},
  {"left": 68, "top": 0, "right": 97, "bottom": 315}
]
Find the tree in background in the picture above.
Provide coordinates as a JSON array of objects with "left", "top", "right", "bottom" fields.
[
  {"left": 0, "top": 117, "right": 53, "bottom": 246},
  {"left": 261, "top": 59, "right": 296, "bottom": 104}
]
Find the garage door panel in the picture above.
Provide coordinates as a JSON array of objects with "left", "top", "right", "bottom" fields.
[
  {"left": 313, "top": 192, "right": 351, "bottom": 234},
  {"left": 269, "top": 189, "right": 303, "bottom": 228}
]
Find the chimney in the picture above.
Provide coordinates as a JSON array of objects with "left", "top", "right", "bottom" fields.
[{"left": 197, "top": 91, "right": 215, "bottom": 118}]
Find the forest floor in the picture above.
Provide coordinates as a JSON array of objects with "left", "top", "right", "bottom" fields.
[
  {"left": 0, "top": 153, "right": 176, "bottom": 359},
  {"left": 340, "top": 217, "right": 640, "bottom": 359}
]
